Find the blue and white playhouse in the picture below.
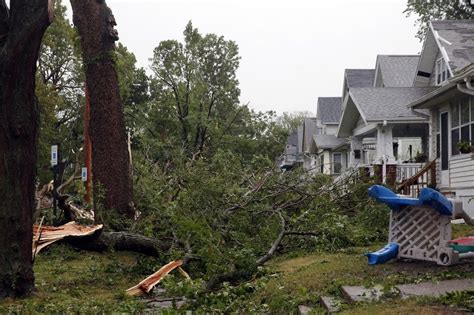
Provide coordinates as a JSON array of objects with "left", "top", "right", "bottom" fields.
[{"left": 366, "top": 185, "right": 474, "bottom": 266}]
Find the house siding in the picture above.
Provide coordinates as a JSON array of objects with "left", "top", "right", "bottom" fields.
[
  {"left": 325, "top": 125, "right": 338, "bottom": 136},
  {"left": 449, "top": 155, "right": 474, "bottom": 188}
]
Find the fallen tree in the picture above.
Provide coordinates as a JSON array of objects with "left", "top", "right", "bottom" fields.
[{"left": 66, "top": 230, "right": 171, "bottom": 256}]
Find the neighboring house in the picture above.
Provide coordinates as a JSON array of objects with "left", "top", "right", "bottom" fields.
[
  {"left": 338, "top": 55, "right": 432, "bottom": 170},
  {"left": 301, "top": 117, "right": 318, "bottom": 170},
  {"left": 312, "top": 97, "right": 348, "bottom": 175},
  {"left": 408, "top": 20, "right": 474, "bottom": 210},
  {"left": 280, "top": 19, "right": 474, "bottom": 203},
  {"left": 279, "top": 126, "right": 304, "bottom": 170}
]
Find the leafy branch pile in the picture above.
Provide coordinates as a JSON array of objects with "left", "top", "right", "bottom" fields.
[{"left": 30, "top": 0, "right": 391, "bottom": 305}]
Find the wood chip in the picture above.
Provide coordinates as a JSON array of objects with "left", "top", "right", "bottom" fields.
[
  {"left": 32, "top": 221, "right": 103, "bottom": 255},
  {"left": 126, "top": 260, "right": 184, "bottom": 296}
]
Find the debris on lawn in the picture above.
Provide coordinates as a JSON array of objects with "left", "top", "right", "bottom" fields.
[
  {"left": 32, "top": 221, "right": 103, "bottom": 255},
  {"left": 126, "top": 260, "right": 185, "bottom": 296}
]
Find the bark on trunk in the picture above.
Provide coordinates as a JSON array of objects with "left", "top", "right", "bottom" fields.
[
  {"left": 0, "top": 0, "right": 52, "bottom": 298},
  {"left": 66, "top": 231, "right": 171, "bottom": 256},
  {"left": 70, "top": 0, "right": 135, "bottom": 220}
]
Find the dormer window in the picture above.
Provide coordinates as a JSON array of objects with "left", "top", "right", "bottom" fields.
[{"left": 436, "top": 58, "right": 450, "bottom": 85}]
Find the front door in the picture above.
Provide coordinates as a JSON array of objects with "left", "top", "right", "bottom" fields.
[{"left": 440, "top": 111, "right": 449, "bottom": 186}]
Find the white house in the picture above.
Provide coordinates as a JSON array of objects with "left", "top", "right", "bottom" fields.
[
  {"left": 338, "top": 55, "right": 432, "bottom": 172},
  {"left": 312, "top": 97, "right": 348, "bottom": 175},
  {"left": 408, "top": 20, "right": 474, "bottom": 210}
]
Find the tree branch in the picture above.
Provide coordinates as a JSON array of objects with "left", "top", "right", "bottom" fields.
[{"left": 255, "top": 211, "right": 286, "bottom": 266}]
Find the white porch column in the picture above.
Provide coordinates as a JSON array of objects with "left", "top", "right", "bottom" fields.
[
  {"left": 349, "top": 136, "right": 363, "bottom": 167},
  {"left": 375, "top": 124, "right": 396, "bottom": 164}
]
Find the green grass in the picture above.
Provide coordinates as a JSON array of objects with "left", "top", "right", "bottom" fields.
[
  {"left": 1, "top": 224, "right": 473, "bottom": 314},
  {"left": 247, "top": 224, "right": 474, "bottom": 313},
  {"left": 0, "top": 244, "right": 152, "bottom": 314}
]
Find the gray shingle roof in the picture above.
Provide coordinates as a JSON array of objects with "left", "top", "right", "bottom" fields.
[
  {"left": 317, "top": 97, "right": 342, "bottom": 124},
  {"left": 345, "top": 69, "right": 375, "bottom": 88},
  {"left": 377, "top": 55, "right": 419, "bottom": 87},
  {"left": 431, "top": 20, "right": 474, "bottom": 73},
  {"left": 286, "top": 130, "right": 298, "bottom": 147},
  {"left": 350, "top": 87, "right": 435, "bottom": 120},
  {"left": 303, "top": 117, "right": 317, "bottom": 152},
  {"left": 313, "top": 134, "right": 348, "bottom": 150}
]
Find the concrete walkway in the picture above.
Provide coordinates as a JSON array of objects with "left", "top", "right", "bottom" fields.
[{"left": 341, "top": 278, "right": 474, "bottom": 304}]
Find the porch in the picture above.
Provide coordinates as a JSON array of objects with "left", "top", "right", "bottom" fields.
[{"left": 348, "top": 122, "right": 429, "bottom": 168}]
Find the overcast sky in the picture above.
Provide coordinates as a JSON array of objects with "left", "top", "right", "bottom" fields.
[{"left": 64, "top": 0, "right": 421, "bottom": 115}]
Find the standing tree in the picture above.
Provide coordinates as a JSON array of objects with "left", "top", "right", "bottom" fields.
[
  {"left": 150, "top": 21, "right": 240, "bottom": 156},
  {"left": 70, "top": 0, "right": 135, "bottom": 220},
  {"left": 405, "top": 0, "right": 473, "bottom": 40},
  {"left": 0, "top": 0, "right": 52, "bottom": 297}
]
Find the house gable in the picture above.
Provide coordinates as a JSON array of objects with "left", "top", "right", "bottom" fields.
[
  {"left": 337, "top": 94, "right": 366, "bottom": 138},
  {"left": 342, "top": 69, "right": 375, "bottom": 100},
  {"left": 414, "top": 25, "right": 447, "bottom": 87},
  {"left": 373, "top": 55, "right": 419, "bottom": 88},
  {"left": 415, "top": 20, "right": 474, "bottom": 87}
]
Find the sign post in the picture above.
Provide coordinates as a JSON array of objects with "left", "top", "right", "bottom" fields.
[
  {"left": 51, "top": 144, "right": 59, "bottom": 223},
  {"left": 81, "top": 167, "right": 88, "bottom": 182}
]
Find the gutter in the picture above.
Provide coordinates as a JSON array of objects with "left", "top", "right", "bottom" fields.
[
  {"left": 366, "top": 116, "right": 429, "bottom": 123},
  {"left": 457, "top": 74, "right": 474, "bottom": 96}
]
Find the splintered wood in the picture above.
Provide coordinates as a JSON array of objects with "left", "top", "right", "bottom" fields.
[
  {"left": 32, "top": 221, "right": 103, "bottom": 255},
  {"left": 126, "top": 260, "right": 184, "bottom": 296}
]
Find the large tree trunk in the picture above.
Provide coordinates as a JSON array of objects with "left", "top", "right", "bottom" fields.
[
  {"left": 0, "top": 0, "right": 52, "bottom": 298},
  {"left": 70, "top": 0, "right": 135, "bottom": 220}
]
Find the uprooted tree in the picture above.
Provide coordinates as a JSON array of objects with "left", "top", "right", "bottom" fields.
[
  {"left": 0, "top": 0, "right": 53, "bottom": 298},
  {"left": 70, "top": 0, "right": 135, "bottom": 220}
]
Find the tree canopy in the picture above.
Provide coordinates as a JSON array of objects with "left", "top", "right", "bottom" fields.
[{"left": 405, "top": 0, "right": 474, "bottom": 40}]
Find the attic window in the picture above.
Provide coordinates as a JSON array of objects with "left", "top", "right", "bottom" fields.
[{"left": 436, "top": 58, "right": 450, "bottom": 85}]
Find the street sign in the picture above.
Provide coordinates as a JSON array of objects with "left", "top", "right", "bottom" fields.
[
  {"left": 81, "top": 167, "right": 88, "bottom": 182},
  {"left": 51, "top": 145, "right": 58, "bottom": 166}
]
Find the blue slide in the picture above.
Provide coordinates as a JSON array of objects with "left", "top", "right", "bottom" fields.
[
  {"left": 368, "top": 185, "right": 420, "bottom": 210},
  {"left": 419, "top": 187, "right": 453, "bottom": 216},
  {"left": 366, "top": 243, "right": 399, "bottom": 265},
  {"left": 368, "top": 185, "right": 452, "bottom": 216}
]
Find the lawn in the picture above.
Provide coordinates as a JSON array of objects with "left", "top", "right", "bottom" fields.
[{"left": 0, "top": 223, "right": 473, "bottom": 314}]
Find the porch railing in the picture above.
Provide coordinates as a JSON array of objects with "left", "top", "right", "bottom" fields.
[
  {"left": 331, "top": 167, "right": 363, "bottom": 195},
  {"left": 396, "top": 163, "right": 424, "bottom": 183},
  {"left": 396, "top": 159, "right": 437, "bottom": 197}
]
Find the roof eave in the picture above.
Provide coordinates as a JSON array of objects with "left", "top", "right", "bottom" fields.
[
  {"left": 365, "top": 116, "right": 429, "bottom": 123},
  {"left": 409, "top": 65, "right": 474, "bottom": 109}
]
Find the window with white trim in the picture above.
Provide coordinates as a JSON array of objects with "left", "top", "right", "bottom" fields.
[
  {"left": 450, "top": 96, "right": 474, "bottom": 155},
  {"left": 436, "top": 58, "right": 450, "bottom": 85}
]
